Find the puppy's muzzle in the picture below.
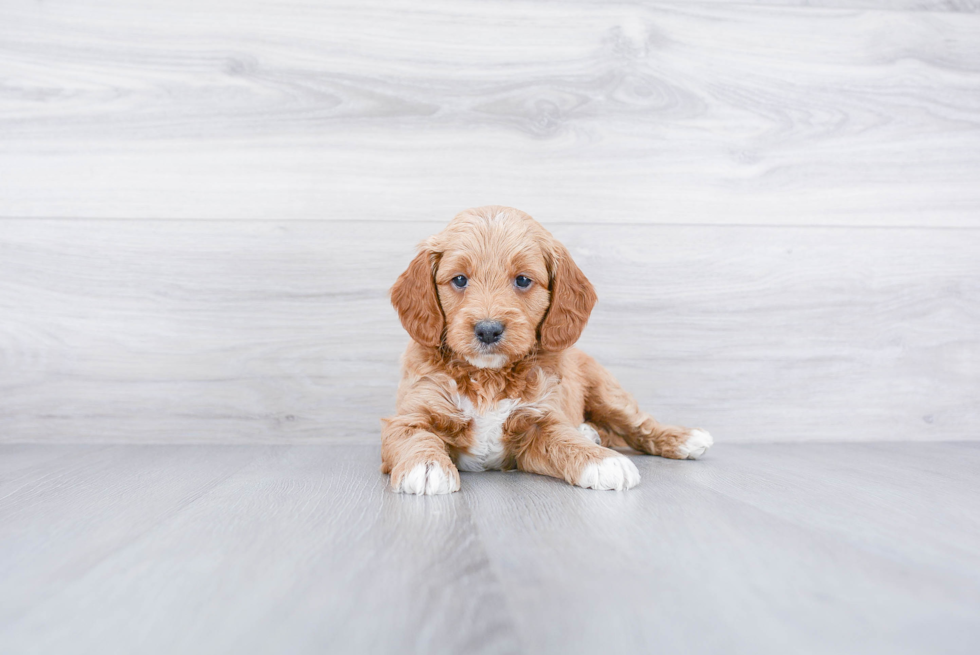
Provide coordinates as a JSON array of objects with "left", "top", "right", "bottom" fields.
[{"left": 474, "top": 320, "right": 505, "bottom": 345}]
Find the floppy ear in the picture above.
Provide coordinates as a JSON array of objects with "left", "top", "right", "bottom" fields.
[
  {"left": 539, "top": 240, "right": 597, "bottom": 352},
  {"left": 390, "top": 247, "right": 444, "bottom": 348}
]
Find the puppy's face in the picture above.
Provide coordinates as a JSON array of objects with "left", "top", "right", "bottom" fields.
[
  {"left": 391, "top": 206, "right": 597, "bottom": 368},
  {"left": 435, "top": 217, "right": 551, "bottom": 368}
]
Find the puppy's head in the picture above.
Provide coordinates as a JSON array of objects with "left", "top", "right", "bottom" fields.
[{"left": 391, "top": 206, "right": 596, "bottom": 368}]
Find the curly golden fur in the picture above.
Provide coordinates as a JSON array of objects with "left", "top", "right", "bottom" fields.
[{"left": 382, "top": 206, "right": 712, "bottom": 494}]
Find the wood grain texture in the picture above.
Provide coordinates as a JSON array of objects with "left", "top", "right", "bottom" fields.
[
  {"left": 680, "top": 0, "right": 980, "bottom": 9},
  {"left": 1, "top": 1, "right": 979, "bottom": 225},
  {"left": 1, "top": 443, "right": 979, "bottom": 654},
  {"left": 462, "top": 441, "right": 980, "bottom": 655},
  {"left": 1, "top": 219, "right": 977, "bottom": 444},
  {"left": 0, "top": 445, "right": 520, "bottom": 655}
]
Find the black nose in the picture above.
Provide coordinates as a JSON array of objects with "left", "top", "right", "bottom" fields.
[{"left": 474, "top": 320, "right": 505, "bottom": 345}]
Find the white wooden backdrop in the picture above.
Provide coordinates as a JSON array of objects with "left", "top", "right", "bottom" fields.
[{"left": 1, "top": 0, "right": 978, "bottom": 444}]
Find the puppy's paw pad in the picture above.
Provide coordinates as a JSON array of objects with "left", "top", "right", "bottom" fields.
[
  {"left": 677, "top": 429, "right": 713, "bottom": 460},
  {"left": 577, "top": 456, "right": 640, "bottom": 491},
  {"left": 392, "top": 461, "right": 460, "bottom": 495}
]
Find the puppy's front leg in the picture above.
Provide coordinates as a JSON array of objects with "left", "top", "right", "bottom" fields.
[
  {"left": 511, "top": 414, "right": 640, "bottom": 491},
  {"left": 381, "top": 421, "right": 461, "bottom": 496},
  {"left": 382, "top": 378, "right": 471, "bottom": 495}
]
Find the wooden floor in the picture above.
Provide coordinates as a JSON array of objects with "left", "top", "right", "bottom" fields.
[{"left": 2, "top": 442, "right": 978, "bottom": 654}]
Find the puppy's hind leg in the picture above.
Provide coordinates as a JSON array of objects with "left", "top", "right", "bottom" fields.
[{"left": 580, "top": 354, "right": 713, "bottom": 460}]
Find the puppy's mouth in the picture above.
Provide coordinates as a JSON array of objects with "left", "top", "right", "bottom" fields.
[
  {"left": 466, "top": 352, "right": 509, "bottom": 369},
  {"left": 465, "top": 342, "right": 509, "bottom": 369}
]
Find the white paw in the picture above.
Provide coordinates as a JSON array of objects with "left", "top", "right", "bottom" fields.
[
  {"left": 677, "top": 429, "right": 714, "bottom": 460},
  {"left": 577, "top": 423, "right": 602, "bottom": 445},
  {"left": 392, "top": 462, "right": 460, "bottom": 495},
  {"left": 577, "top": 456, "right": 641, "bottom": 491}
]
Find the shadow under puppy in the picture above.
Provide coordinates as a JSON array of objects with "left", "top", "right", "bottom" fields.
[{"left": 382, "top": 206, "right": 712, "bottom": 494}]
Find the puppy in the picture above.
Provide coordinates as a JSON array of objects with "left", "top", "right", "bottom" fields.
[{"left": 381, "top": 206, "right": 712, "bottom": 494}]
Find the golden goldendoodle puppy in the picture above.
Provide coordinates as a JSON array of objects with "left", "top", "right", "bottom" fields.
[{"left": 382, "top": 206, "right": 712, "bottom": 494}]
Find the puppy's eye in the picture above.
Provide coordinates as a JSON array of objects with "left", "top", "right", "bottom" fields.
[
  {"left": 515, "top": 275, "right": 532, "bottom": 289},
  {"left": 451, "top": 275, "right": 468, "bottom": 289}
]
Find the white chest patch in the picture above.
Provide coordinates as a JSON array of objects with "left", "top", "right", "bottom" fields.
[{"left": 456, "top": 397, "right": 521, "bottom": 472}]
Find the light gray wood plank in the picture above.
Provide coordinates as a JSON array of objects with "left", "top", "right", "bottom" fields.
[
  {"left": 1, "top": 1, "right": 979, "bottom": 225},
  {"left": 0, "top": 444, "right": 104, "bottom": 490},
  {"left": 3, "top": 443, "right": 979, "bottom": 655},
  {"left": 680, "top": 442, "right": 980, "bottom": 577},
  {"left": 673, "top": 0, "right": 980, "bottom": 10},
  {"left": 0, "top": 445, "right": 520, "bottom": 655},
  {"left": 1, "top": 219, "right": 978, "bottom": 444},
  {"left": 463, "top": 442, "right": 980, "bottom": 655},
  {"left": 566, "top": 222, "right": 980, "bottom": 443},
  {"left": 0, "top": 445, "right": 263, "bottom": 618}
]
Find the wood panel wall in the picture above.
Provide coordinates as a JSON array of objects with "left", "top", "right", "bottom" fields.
[{"left": 1, "top": 0, "right": 978, "bottom": 443}]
